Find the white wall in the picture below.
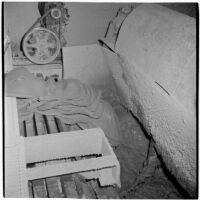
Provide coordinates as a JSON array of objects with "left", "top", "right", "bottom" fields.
[
  {"left": 4, "top": 2, "right": 40, "bottom": 45},
  {"left": 4, "top": 2, "right": 134, "bottom": 48}
]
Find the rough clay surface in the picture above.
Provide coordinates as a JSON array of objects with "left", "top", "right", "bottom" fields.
[
  {"left": 102, "top": 80, "right": 184, "bottom": 198},
  {"left": 103, "top": 49, "right": 196, "bottom": 197},
  {"left": 116, "top": 4, "right": 196, "bottom": 114},
  {"left": 102, "top": 4, "right": 196, "bottom": 196},
  {"left": 5, "top": 67, "right": 121, "bottom": 147}
]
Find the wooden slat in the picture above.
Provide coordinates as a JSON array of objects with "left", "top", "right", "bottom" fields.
[
  {"left": 44, "top": 115, "right": 58, "bottom": 134},
  {"left": 19, "top": 121, "right": 26, "bottom": 137},
  {"left": 28, "top": 181, "right": 33, "bottom": 198},
  {"left": 55, "top": 118, "right": 71, "bottom": 132},
  {"left": 46, "top": 177, "right": 65, "bottom": 198},
  {"left": 24, "top": 116, "right": 36, "bottom": 137},
  {"left": 32, "top": 179, "right": 48, "bottom": 198},
  {"left": 60, "top": 175, "right": 79, "bottom": 198},
  {"left": 34, "top": 113, "right": 48, "bottom": 135}
]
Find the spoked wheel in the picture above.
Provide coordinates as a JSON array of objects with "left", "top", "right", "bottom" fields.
[{"left": 22, "top": 27, "right": 61, "bottom": 64}]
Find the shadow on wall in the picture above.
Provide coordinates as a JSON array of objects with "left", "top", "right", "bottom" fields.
[{"left": 160, "top": 3, "right": 197, "bottom": 18}]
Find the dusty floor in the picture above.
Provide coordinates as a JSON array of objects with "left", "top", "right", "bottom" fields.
[
  {"left": 114, "top": 106, "right": 183, "bottom": 199},
  {"left": 102, "top": 82, "right": 185, "bottom": 199}
]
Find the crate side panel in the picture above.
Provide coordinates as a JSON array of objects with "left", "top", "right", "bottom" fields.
[{"left": 25, "top": 129, "right": 103, "bottom": 163}]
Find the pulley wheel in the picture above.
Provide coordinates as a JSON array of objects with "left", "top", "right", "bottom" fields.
[
  {"left": 51, "top": 8, "right": 62, "bottom": 19},
  {"left": 22, "top": 27, "right": 60, "bottom": 64}
]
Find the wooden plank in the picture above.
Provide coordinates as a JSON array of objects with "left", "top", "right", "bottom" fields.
[
  {"left": 74, "top": 174, "right": 96, "bottom": 199},
  {"left": 19, "top": 121, "right": 26, "bottom": 137},
  {"left": 34, "top": 113, "right": 48, "bottom": 135},
  {"left": 46, "top": 177, "right": 65, "bottom": 198},
  {"left": 28, "top": 181, "right": 33, "bottom": 198},
  {"left": 60, "top": 174, "right": 79, "bottom": 198},
  {"left": 32, "top": 179, "right": 48, "bottom": 198},
  {"left": 24, "top": 116, "right": 36, "bottom": 137},
  {"left": 44, "top": 115, "right": 58, "bottom": 134},
  {"left": 55, "top": 117, "right": 71, "bottom": 132}
]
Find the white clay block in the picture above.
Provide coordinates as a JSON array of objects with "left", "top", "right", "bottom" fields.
[{"left": 25, "top": 128, "right": 121, "bottom": 187}]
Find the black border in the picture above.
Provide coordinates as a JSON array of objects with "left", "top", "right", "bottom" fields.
[
  {"left": 1, "top": 2, "right": 199, "bottom": 198},
  {"left": 2, "top": 2, "right": 5, "bottom": 197},
  {"left": 196, "top": 2, "right": 199, "bottom": 198}
]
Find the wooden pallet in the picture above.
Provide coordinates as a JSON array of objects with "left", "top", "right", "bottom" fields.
[
  {"left": 28, "top": 175, "right": 119, "bottom": 198},
  {"left": 15, "top": 98, "right": 120, "bottom": 198}
]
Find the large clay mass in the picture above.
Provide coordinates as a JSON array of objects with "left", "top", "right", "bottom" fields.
[{"left": 5, "top": 67, "right": 121, "bottom": 146}]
